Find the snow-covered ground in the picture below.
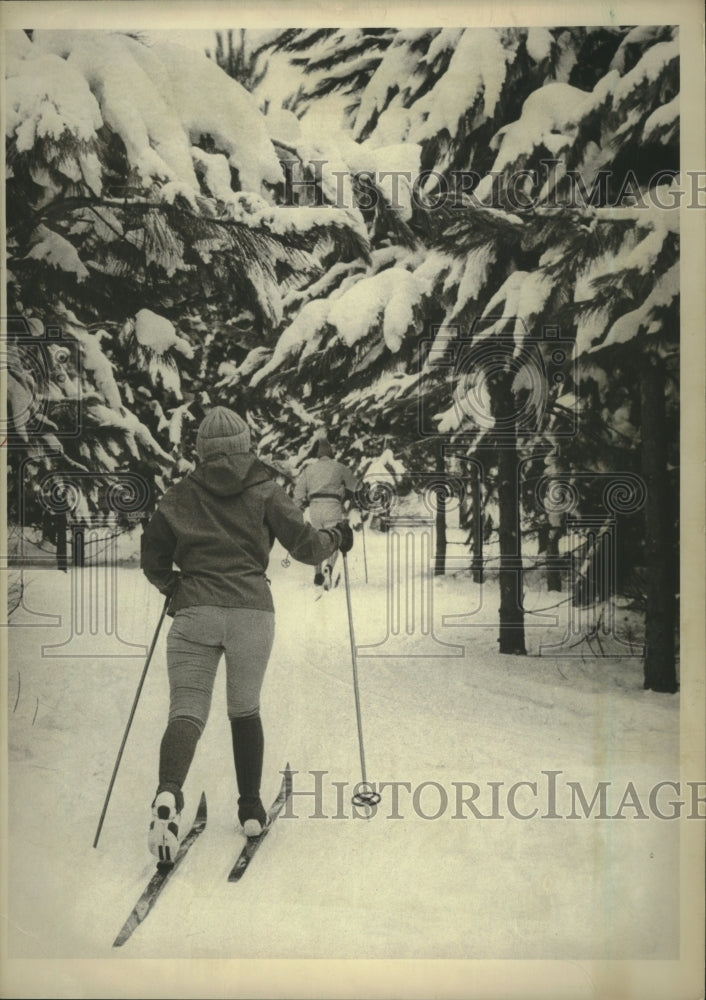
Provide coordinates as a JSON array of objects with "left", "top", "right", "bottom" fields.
[{"left": 5, "top": 525, "right": 683, "bottom": 975}]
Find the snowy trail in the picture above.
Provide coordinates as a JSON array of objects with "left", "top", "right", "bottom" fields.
[{"left": 7, "top": 532, "right": 680, "bottom": 959}]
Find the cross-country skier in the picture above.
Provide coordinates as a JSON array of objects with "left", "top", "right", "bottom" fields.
[
  {"left": 140, "top": 406, "right": 353, "bottom": 860},
  {"left": 294, "top": 438, "right": 358, "bottom": 590}
]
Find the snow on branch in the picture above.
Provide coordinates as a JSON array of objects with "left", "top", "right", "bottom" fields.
[
  {"left": 216, "top": 346, "right": 272, "bottom": 388},
  {"left": 26, "top": 30, "right": 284, "bottom": 195},
  {"left": 572, "top": 204, "right": 679, "bottom": 353},
  {"left": 281, "top": 259, "right": 367, "bottom": 314},
  {"left": 525, "top": 27, "right": 554, "bottom": 64},
  {"left": 328, "top": 267, "right": 428, "bottom": 352},
  {"left": 609, "top": 25, "right": 674, "bottom": 74},
  {"left": 118, "top": 309, "right": 194, "bottom": 399},
  {"left": 275, "top": 103, "right": 421, "bottom": 221},
  {"left": 223, "top": 191, "right": 368, "bottom": 244},
  {"left": 6, "top": 41, "right": 102, "bottom": 154},
  {"left": 612, "top": 38, "right": 679, "bottom": 107},
  {"left": 132, "top": 309, "right": 194, "bottom": 358},
  {"left": 353, "top": 27, "right": 513, "bottom": 151},
  {"left": 642, "top": 95, "right": 679, "bottom": 145},
  {"left": 352, "top": 37, "right": 424, "bottom": 141},
  {"left": 364, "top": 447, "right": 407, "bottom": 483},
  {"left": 479, "top": 270, "right": 554, "bottom": 345},
  {"left": 449, "top": 245, "right": 496, "bottom": 318},
  {"left": 24, "top": 225, "right": 89, "bottom": 279},
  {"left": 86, "top": 402, "right": 173, "bottom": 461},
  {"left": 251, "top": 299, "right": 331, "bottom": 386},
  {"left": 54, "top": 305, "right": 122, "bottom": 409},
  {"left": 595, "top": 263, "right": 679, "bottom": 352},
  {"left": 252, "top": 265, "right": 429, "bottom": 387},
  {"left": 410, "top": 29, "right": 514, "bottom": 144},
  {"left": 487, "top": 82, "right": 594, "bottom": 178}
]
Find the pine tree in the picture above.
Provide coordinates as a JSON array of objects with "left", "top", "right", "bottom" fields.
[
  {"left": 245, "top": 24, "right": 679, "bottom": 677},
  {"left": 9, "top": 24, "right": 680, "bottom": 685},
  {"left": 207, "top": 29, "right": 270, "bottom": 93},
  {"left": 5, "top": 28, "right": 368, "bottom": 530}
]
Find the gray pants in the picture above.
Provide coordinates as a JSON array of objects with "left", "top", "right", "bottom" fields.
[
  {"left": 309, "top": 498, "right": 343, "bottom": 575},
  {"left": 166, "top": 606, "right": 275, "bottom": 730}
]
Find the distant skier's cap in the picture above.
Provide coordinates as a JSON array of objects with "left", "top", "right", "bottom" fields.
[
  {"left": 196, "top": 406, "right": 251, "bottom": 460},
  {"left": 316, "top": 438, "right": 333, "bottom": 458}
]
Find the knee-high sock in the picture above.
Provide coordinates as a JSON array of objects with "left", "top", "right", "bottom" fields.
[
  {"left": 157, "top": 717, "right": 201, "bottom": 812},
  {"left": 230, "top": 713, "right": 264, "bottom": 809}
]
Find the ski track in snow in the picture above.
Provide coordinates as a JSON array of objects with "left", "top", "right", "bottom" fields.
[{"left": 7, "top": 528, "right": 679, "bottom": 959}]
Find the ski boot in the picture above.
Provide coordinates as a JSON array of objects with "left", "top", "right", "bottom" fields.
[
  {"left": 148, "top": 790, "right": 181, "bottom": 864},
  {"left": 238, "top": 797, "right": 268, "bottom": 838}
]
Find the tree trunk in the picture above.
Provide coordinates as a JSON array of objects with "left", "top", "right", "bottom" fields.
[
  {"left": 537, "top": 523, "right": 549, "bottom": 554},
  {"left": 546, "top": 528, "right": 562, "bottom": 593},
  {"left": 470, "top": 460, "right": 484, "bottom": 583},
  {"left": 640, "top": 352, "right": 677, "bottom": 693},
  {"left": 72, "top": 523, "right": 85, "bottom": 569},
  {"left": 434, "top": 442, "right": 446, "bottom": 576},
  {"left": 56, "top": 512, "right": 68, "bottom": 573},
  {"left": 494, "top": 375, "right": 526, "bottom": 655},
  {"left": 538, "top": 518, "right": 562, "bottom": 592}
]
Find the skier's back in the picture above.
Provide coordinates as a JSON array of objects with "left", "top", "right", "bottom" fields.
[
  {"left": 141, "top": 407, "right": 353, "bottom": 858},
  {"left": 294, "top": 438, "right": 358, "bottom": 588}
]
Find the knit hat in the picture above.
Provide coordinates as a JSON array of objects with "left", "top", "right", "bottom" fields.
[{"left": 196, "top": 407, "right": 251, "bottom": 460}]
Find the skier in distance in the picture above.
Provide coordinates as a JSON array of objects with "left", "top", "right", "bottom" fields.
[
  {"left": 140, "top": 406, "right": 353, "bottom": 860},
  {"left": 294, "top": 437, "right": 358, "bottom": 590}
]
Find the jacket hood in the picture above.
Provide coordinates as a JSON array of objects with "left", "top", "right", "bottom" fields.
[{"left": 190, "top": 453, "right": 269, "bottom": 497}]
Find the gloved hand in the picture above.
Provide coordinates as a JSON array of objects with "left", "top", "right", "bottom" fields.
[
  {"left": 160, "top": 572, "right": 181, "bottom": 617},
  {"left": 333, "top": 520, "right": 354, "bottom": 554}
]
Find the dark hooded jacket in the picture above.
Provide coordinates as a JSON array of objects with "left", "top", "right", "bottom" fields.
[{"left": 141, "top": 454, "right": 339, "bottom": 613}]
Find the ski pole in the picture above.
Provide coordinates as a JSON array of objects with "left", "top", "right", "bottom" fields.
[
  {"left": 361, "top": 518, "right": 368, "bottom": 583},
  {"left": 341, "top": 552, "right": 380, "bottom": 809},
  {"left": 93, "top": 593, "right": 170, "bottom": 848}
]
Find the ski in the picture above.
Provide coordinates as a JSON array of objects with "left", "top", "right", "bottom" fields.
[
  {"left": 228, "top": 765, "right": 292, "bottom": 882},
  {"left": 113, "top": 791, "right": 207, "bottom": 947},
  {"left": 314, "top": 572, "right": 340, "bottom": 599}
]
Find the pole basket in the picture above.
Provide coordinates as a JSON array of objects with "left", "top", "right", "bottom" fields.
[{"left": 352, "top": 786, "right": 382, "bottom": 807}]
